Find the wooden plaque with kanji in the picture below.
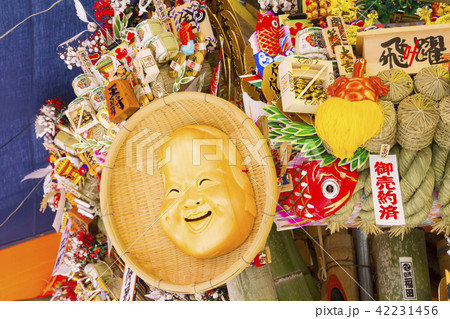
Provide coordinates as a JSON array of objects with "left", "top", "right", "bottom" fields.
[{"left": 105, "top": 78, "right": 140, "bottom": 123}]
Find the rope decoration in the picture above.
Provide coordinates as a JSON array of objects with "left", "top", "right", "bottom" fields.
[
  {"left": 414, "top": 66, "right": 450, "bottom": 102},
  {"left": 397, "top": 93, "right": 440, "bottom": 151},
  {"left": 326, "top": 169, "right": 369, "bottom": 234},
  {"left": 432, "top": 150, "right": 450, "bottom": 236},
  {"left": 170, "top": 0, "right": 202, "bottom": 32},
  {"left": 0, "top": 0, "right": 63, "bottom": 40},
  {"left": 365, "top": 100, "right": 397, "bottom": 154},
  {"left": 378, "top": 68, "right": 414, "bottom": 104},
  {"left": 356, "top": 144, "right": 435, "bottom": 238}
]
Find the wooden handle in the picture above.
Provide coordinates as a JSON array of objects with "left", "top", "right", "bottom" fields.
[
  {"left": 278, "top": 142, "right": 292, "bottom": 176},
  {"left": 257, "top": 115, "right": 269, "bottom": 140}
]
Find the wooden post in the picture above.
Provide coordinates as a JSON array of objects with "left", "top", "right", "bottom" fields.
[
  {"left": 374, "top": 229, "right": 432, "bottom": 301},
  {"left": 437, "top": 239, "right": 450, "bottom": 279}
]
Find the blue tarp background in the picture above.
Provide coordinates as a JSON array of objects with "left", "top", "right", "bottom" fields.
[{"left": 0, "top": 0, "right": 96, "bottom": 248}]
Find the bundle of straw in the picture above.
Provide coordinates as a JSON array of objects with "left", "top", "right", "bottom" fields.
[
  {"left": 378, "top": 69, "right": 413, "bottom": 104},
  {"left": 435, "top": 118, "right": 450, "bottom": 149},
  {"left": 365, "top": 100, "right": 397, "bottom": 153},
  {"left": 150, "top": 61, "right": 213, "bottom": 97},
  {"left": 435, "top": 96, "right": 450, "bottom": 149},
  {"left": 439, "top": 96, "right": 450, "bottom": 124},
  {"left": 414, "top": 66, "right": 450, "bottom": 101},
  {"left": 432, "top": 155, "right": 450, "bottom": 236},
  {"left": 92, "top": 124, "right": 107, "bottom": 141},
  {"left": 397, "top": 93, "right": 439, "bottom": 150}
]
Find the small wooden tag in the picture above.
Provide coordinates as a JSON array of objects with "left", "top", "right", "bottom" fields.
[
  {"left": 77, "top": 48, "right": 93, "bottom": 74},
  {"left": 154, "top": 0, "right": 169, "bottom": 22},
  {"left": 335, "top": 45, "right": 355, "bottom": 76},
  {"left": 323, "top": 26, "right": 342, "bottom": 58},
  {"left": 326, "top": 16, "right": 348, "bottom": 45},
  {"left": 380, "top": 144, "right": 390, "bottom": 159}
]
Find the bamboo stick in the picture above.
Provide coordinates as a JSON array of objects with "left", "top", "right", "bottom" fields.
[
  {"left": 267, "top": 224, "right": 321, "bottom": 300},
  {"left": 226, "top": 265, "right": 278, "bottom": 300}
]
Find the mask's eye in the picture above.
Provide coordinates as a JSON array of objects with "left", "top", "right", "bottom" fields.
[
  {"left": 167, "top": 188, "right": 180, "bottom": 198},
  {"left": 199, "top": 178, "right": 212, "bottom": 186},
  {"left": 321, "top": 179, "right": 339, "bottom": 199},
  {"left": 272, "top": 20, "right": 278, "bottom": 28}
]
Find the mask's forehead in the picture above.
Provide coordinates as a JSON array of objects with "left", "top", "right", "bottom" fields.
[
  {"left": 160, "top": 126, "right": 238, "bottom": 187},
  {"left": 162, "top": 144, "right": 233, "bottom": 186},
  {"left": 161, "top": 125, "right": 242, "bottom": 184}
]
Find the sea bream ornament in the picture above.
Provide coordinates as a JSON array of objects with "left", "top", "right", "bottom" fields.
[{"left": 283, "top": 160, "right": 359, "bottom": 221}]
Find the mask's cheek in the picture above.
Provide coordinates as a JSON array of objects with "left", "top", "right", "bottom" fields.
[
  {"left": 160, "top": 198, "right": 179, "bottom": 226},
  {"left": 204, "top": 183, "right": 233, "bottom": 205}
]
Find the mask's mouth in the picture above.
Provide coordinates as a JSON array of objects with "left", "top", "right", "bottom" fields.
[
  {"left": 184, "top": 208, "right": 213, "bottom": 233},
  {"left": 185, "top": 211, "right": 212, "bottom": 222}
]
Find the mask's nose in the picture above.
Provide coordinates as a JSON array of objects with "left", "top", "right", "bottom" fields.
[
  {"left": 182, "top": 198, "right": 203, "bottom": 209},
  {"left": 181, "top": 184, "right": 205, "bottom": 209}
]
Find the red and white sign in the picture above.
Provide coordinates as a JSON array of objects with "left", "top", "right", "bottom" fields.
[
  {"left": 169, "top": 60, "right": 182, "bottom": 72},
  {"left": 369, "top": 155, "right": 405, "bottom": 226},
  {"left": 187, "top": 59, "right": 202, "bottom": 72},
  {"left": 194, "top": 42, "right": 206, "bottom": 51}
]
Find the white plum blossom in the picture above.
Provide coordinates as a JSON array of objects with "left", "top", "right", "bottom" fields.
[
  {"left": 258, "top": 0, "right": 297, "bottom": 13},
  {"left": 110, "top": 0, "right": 130, "bottom": 13}
]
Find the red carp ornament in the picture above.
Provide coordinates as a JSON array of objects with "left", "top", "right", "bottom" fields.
[
  {"left": 254, "top": 12, "right": 285, "bottom": 57},
  {"left": 283, "top": 160, "right": 358, "bottom": 221},
  {"left": 249, "top": 12, "right": 293, "bottom": 76}
]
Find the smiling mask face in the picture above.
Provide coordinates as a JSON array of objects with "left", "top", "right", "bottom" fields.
[{"left": 159, "top": 125, "right": 256, "bottom": 258}]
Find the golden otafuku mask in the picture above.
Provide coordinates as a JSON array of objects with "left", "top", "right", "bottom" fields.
[{"left": 159, "top": 125, "right": 257, "bottom": 258}]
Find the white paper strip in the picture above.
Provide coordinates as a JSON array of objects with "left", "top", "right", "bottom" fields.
[
  {"left": 369, "top": 154, "right": 405, "bottom": 226},
  {"left": 120, "top": 264, "right": 137, "bottom": 301},
  {"left": 77, "top": 207, "right": 94, "bottom": 219},
  {"left": 243, "top": 92, "right": 268, "bottom": 123},
  {"left": 74, "top": 197, "right": 90, "bottom": 208},
  {"left": 52, "top": 190, "right": 66, "bottom": 232},
  {"left": 51, "top": 219, "right": 73, "bottom": 276}
]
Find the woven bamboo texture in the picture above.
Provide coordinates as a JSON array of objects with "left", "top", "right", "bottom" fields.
[{"left": 100, "top": 92, "right": 277, "bottom": 294}]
